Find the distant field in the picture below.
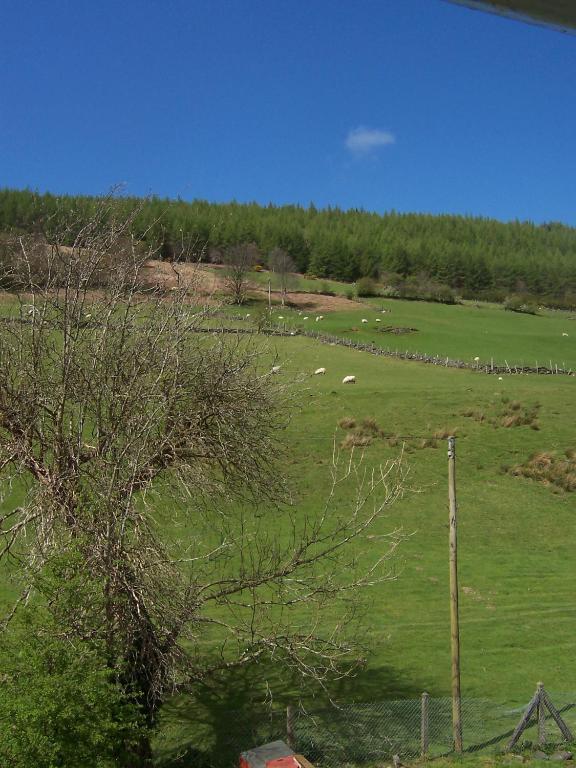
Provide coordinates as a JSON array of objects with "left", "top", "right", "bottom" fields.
[{"left": 251, "top": 300, "right": 576, "bottom": 370}]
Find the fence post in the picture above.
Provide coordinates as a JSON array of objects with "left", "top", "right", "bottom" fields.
[
  {"left": 537, "top": 682, "right": 547, "bottom": 745},
  {"left": 448, "top": 436, "right": 463, "bottom": 753},
  {"left": 421, "top": 692, "right": 430, "bottom": 758},
  {"left": 286, "top": 704, "right": 295, "bottom": 750}
]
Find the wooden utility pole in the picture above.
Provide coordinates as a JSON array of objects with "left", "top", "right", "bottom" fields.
[{"left": 448, "top": 436, "right": 463, "bottom": 752}]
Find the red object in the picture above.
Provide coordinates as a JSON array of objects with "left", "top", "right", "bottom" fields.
[
  {"left": 267, "top": 758, "right": 300, "bottom": 768},
  {"left": 240, "top": 740, "right": 298, "bottom": 768}
]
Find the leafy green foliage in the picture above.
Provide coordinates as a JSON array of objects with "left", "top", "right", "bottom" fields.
[
  {"left": 0, "top": 606, "right": 146, "bottom": 767},
  {"left": 504, "top": 294, "right": 539, "bottom": 314},
  {"left": 356, "top": 276, "right": 379, "bottom": 297}
]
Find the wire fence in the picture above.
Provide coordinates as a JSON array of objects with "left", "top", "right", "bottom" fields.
[{"left": 198, "top": 690, "right": 576, "bottom": 768}]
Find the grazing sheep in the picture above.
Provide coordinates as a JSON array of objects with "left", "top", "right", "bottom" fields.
[
  {"left": 375, "top": 318, "right": 381, "bottom": 322},
  {"left": 271, "top": 365, "right": 281, "bottom": 374},
  {"left": 498, "top": 376, "right": 503, "bottom": 381},
  {"left": 342, "top": 375, "right": 356, "bottom": 384},
  {"left": 563, "top": 332, "right": 569, "bottom": 337},
  {"left": 303, "top": 316, "right": 309, "bottom": 320},
  {"left": 474, "top": 356, "right": 480, "bottom": 362},
  {"left": 314, "top": 367, "right": 326, "bottom": 375},
  {"left": 361, "top": 318, "right": 368, "bottom": 323},
  {"left": 315, "top": 316, "right": 321, "bottom": 322},
  {"left": 278, "top": 316, "right": 284, "bottom": 320}
]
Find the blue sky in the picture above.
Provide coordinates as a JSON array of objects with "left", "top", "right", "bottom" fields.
[{"left": 1, "top": 0, "right": 576, "bottom": 224}]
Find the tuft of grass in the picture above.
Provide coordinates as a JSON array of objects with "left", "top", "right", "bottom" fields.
[
  {"left": 432, "top": 427, "right": 457, "bottom": 440},
  {"left": 359, "top": 417, "right": 381, "bottom": 436},
  {"left": 338, "top": 416, "right": 356, "bottom": 430},
  {"left": 463, "top": 397, "right": 540, "bottom": 430},
  {"left": 509, "top": 449, "right": 576, "bottom": 492},
  {"left": 340, "top": 433, "right": 372, "bottom": 449}
]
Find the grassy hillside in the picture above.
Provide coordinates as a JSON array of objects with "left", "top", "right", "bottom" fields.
[
  {"left": 154, "top": 319, "right": 576, "bottom": 763},
  {"left": 219, "top": 292, "right": 576, "bottom": 370},
  {"left": 245, "top": 335, "right": 576, "bottom": 701},
  {"left": 1, "top": 286, "right": 575, "bottom": 764}
]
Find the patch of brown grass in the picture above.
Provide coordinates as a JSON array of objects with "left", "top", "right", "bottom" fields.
[
  {"left": 462, "top": 397, "right": 540, "bottom": 430},
  {"left": 340, "top": 433, "right": 372, "bottom": 449},
  {"left": 338, "top": 416, "right": 356, "bottom": 430},
  {"left": 432, "top": 427, "right": 458, "bottom": 440},
  {"left": 508, "top": 449, "right": 576, "bottom": 492}
]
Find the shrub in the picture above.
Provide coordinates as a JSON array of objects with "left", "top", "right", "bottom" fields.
[
  {"left": 356, "top": 276, "right": 379, "bottom": 297},
  {"left": 504, "top": 295, "right": 539, "bottom": 314},
  {"left": 380, "top": 285, "right": 401, "bottom": 298},
  {"left": 0, "top": 608, "right": 146, "bottom": 768},
  {"left": 345, "top": 287, "right": 355, "bottom": 300},
  {"left": 316, "top": 281, "right": 336, "bottom": 296}
]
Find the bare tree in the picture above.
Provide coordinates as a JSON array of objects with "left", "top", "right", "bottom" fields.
[
  {"left": 0, "top": 204, "right": 404, "bottom": 767},
  {"left": 269, "top": 247, "right": 296, "bottom": 306},
  {"left": 223, "top": 242, "right": 258, "bottom": 304}
]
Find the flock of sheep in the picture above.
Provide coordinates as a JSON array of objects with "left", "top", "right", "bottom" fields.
[{"left": 270, "top": 364, "right": 355, "bottom": 383}]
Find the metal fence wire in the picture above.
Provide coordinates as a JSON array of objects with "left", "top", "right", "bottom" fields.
[
  {"left": 185, "top": 691, "right": 576, "bottom": 767},
  {"left": 287, "top": 692, "right": 576, "bottom": 767}
]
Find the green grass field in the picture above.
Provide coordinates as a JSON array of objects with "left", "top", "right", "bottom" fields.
[
  {"left": 247, "top": 334, "right": 576, "bottom": 701},
  {"left": 257, "top": 300, "right": 576, "bottom": 370},
  {"left": 2, "top": 288, "right": 576, "bottom": 765},
  {"left": 155, "top": 315, "right": 576, "bottom": 763}
]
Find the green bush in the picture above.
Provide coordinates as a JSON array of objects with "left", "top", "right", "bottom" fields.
[
  {"left": 316, "top": 280, "right": 336, "bottom": 296},
  {"left": 503, "top": 295, "right": 539, "bottom": 315},
  {"left": 0, "top": 608, "right": 146, "bottom": 768},
  {"left": 356, "top": 276, "right": 379, "bottom": 297}
]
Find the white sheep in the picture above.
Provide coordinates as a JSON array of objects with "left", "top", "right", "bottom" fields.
[
  {"left": 375, "top": 318, "right": 381, "bottom": 322},
  {"left": 342, "top": 375, "right": 356, "bottom": 384},
  {"left": 315, "top": 316, "right": 321, "bottom": 322},
  {"left": 361, "top": 318, "right": 368, "bottom": 323},
  {"left": 277, "top": 316, "right": 284, "bottom": 320},
  {"left": 474, "top": 356, "right": 480, "bottom": 362},
  {"left": 562, "top": 332, "right": 569, "bottom": 337},
  {"left": 314, "top": 367, "right": 326, "bottom": 375},
  {"left": 303, "top": 316, "right": 309, "bottom": 320},
  {"left": 271, "top": 365, "right": 281, "bottom": 374},
  {"left": 498, "top": 376, "right": 503, "bottom": 381}
]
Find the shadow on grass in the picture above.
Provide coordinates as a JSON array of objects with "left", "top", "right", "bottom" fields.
[{"left": 154, "top": 661, "right": 426, "bottom": 768}]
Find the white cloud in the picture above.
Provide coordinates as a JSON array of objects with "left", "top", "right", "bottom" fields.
[{"left": 345, "top": 126, "right": 396, "bottom": 155}]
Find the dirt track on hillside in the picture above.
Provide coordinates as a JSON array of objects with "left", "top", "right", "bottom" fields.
[
  {"left": 142, "top": 260, "right": 360, "bottom": 311},
  {"left": 0, "top": 260, "right": 359, "bottom": 313}
]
